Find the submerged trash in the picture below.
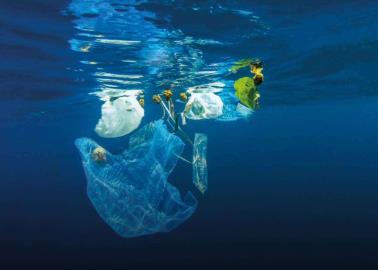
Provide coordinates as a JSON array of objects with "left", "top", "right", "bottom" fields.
[
  {"left": 193, "top": 133, "right": 208, "bottom": 194},
  {"left": 184, "top": 81, "right": 255, "bottom": 122},
  {"left": 75, "top": 120, "right": 198, "bottom": 238},
  {"left": 230, "top": 58, "right": 263, "bottom": 110},
  {"left": 184, "top": 93, "right": 223, "bottom": 120},
  {"left": 95, "top": 95, "right": 144, "bottom": 138},
  {"left": 66, "top": 0, "right": 267, "bottom": 238},
  {"left": 229, "top": 58, "right": 262, "bottom": 74},
  {"left": 234, "top": 77, "right": 260, "bottom": 110},
  {"left": 216, "top": 95, "right": 248, "bottom": 121},
  {"left": 236, "top": 103, "right": 254, "bottom": 118}
]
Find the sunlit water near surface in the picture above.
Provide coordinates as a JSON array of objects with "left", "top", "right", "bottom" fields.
[{"left": 1, "top": 0, "right": 378, "bottom": 268}]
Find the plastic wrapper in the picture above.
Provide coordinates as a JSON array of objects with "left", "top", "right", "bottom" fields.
[{"left": 192, "top": 133, "right": 208, "bottom": 194}]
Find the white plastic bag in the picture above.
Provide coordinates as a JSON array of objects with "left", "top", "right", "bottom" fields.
[
  {"left": 184, "top": 93, "right": 223, "bottom": 120},
  {"left": 95, "top": 96, "right": 144, "bottom": 138}
]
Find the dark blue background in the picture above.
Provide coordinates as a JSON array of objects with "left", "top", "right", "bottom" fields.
[{"left": 1, "top": 1, "right": 378, "bottom": 269}]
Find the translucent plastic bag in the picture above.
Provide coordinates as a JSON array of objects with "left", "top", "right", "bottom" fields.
[
  {"left": 75, "top": 120, "right": 197, "bottom": 238},
  {"left": 193, "top": 133, "right": 208, "bottom": 194},
  {"left": 95, "top": 96, "right": 144, "bottom": 138},
  {"left": 184, "top": 93, "right": 223, "bottom": 120}
]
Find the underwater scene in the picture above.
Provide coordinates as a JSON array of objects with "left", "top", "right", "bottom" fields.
[{"left": 1, "top": 0, "right": 378, "bottom": 269}]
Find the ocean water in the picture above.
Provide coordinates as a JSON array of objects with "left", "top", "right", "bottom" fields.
[{"left": 1, "top": 0, "right": 378, "bottom": 268}]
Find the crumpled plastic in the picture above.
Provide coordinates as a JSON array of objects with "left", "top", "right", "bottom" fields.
[
  {"left": 75, "top": 120, "right": 198, "bottom": 238},
  {"left": 193, "top": 133, "right": 208, "bottom": 194},
  {"left": 184, "top": 81, "right": 252, "bottom": 122},
  {"left": 184, "top": 93, "right": 223, "bottom": 120},
  {"left": 95, "top": 95, "right": 144, "bottom": 138},
  {"left": 234, "top": 77, "right": 259, "bottom": 110}
]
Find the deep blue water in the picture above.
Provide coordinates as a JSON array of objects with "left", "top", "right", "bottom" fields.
[{"left": 1, "top": 0, "right": 378, "bottom": 269}]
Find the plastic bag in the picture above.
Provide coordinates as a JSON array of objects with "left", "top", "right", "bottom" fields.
[
  {"left": 234, "top": 76, "right": 260, "bottom": 110},
  {"left": 193, "top": 133, "right": 208, "bottom": 194},
  {"left": 75, "top": 120, "right": 197, "bottom": 238},
  {"left": 95, "top": 95, "right": 144, "bottom": 138},
  {"left": 184, "top": 93, "right": 223, "bottom": 120}
]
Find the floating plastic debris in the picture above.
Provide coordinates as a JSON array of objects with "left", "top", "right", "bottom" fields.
[
  {"left": 184, "top": 93, "right": 223, "bottom": 120},
  {"left": 236, "top": 103, "right": 254, "bottom": 118},
  {"left": 193, "top": 133, "right": 208, "bottom": 194},
  {"left": 75, "top": 120, "right": 198, "bottom": 238},
  {"left": 229, "top": 59, "right": 253, "bottom": 73},
  {"left": 95, "top": 94, "right": 144, "bottom": 138},
  {"left": 217, "top": 91, "right": 245, "bottom": 122},
  {"left": 234, "top": 77, "right": 260, "bottom": 110},
  {"left": 184, "top": 80, "right": 255, "bottom": 122},
  {"left": 229, "top": 58, "right": 262, "bottom": 73}
]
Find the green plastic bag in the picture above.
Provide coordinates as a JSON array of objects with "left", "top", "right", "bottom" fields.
[
  {"left": 234, "top": 77, "right": 260, "bottom": 110},
  {"left": 229, "top": 59, "right": 254, "bottom": 73}
]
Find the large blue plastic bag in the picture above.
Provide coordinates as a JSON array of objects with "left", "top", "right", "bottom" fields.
[{"left": 75, "top": 120, "right": 197, "bottom": 238}]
